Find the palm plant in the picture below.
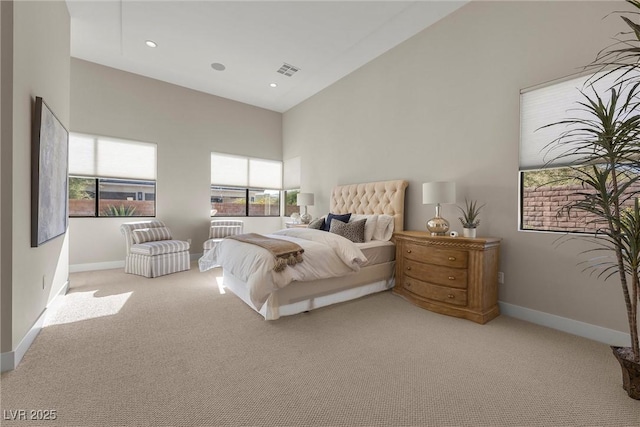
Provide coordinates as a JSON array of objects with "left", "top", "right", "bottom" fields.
[
  {"left": 539, "top": 1, "right": 640, "bottom": 398},
  {"left": 543, "top": 85, "right": 640, "bottom": 361}
]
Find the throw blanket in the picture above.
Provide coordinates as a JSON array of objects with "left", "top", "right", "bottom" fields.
[{"left": 229, "top": 233, "right": 304, "bottom": 272}]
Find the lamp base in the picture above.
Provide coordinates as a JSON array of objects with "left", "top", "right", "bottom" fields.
[
  {"left": 427, "top": 216, "right": 450, "bottom": 236},
  {"left": 300, "top": 212, "right": 312, "bottom": 224}
]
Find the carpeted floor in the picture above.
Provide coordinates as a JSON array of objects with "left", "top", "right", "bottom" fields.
[{"left": 1, "top": 263, "right": 639, "bottom": 426}]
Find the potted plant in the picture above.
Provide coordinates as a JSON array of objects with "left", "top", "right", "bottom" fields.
[
  {"left": 457, "top": 199, "right": 484, "bottom": 238},
  {"left": 540, "top": 0, "right": 640, "bottom": 399}
]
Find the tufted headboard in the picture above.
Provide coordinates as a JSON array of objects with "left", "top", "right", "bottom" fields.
[{"left": 329, "top": 180, "right": 409, "bottom": 232}]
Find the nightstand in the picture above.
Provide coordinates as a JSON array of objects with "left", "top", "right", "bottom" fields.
[
  {"left": 392, "top": 231, "right": 501, "bottom": 324},
  {"left": 285, "top": 223, "right": 308, "bottom": 228}
]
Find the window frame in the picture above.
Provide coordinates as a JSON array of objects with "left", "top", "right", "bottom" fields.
[
  {"left": 69, "top": 132, "right": 158, "bottom": 218},
  {"left": 210, "top": 186, "right": 282, "bottom": 218},
  {"left": 210, "top": 152, "right": 283, "bottom": 218},
  {"left": 518, "top": 68, "right": 640, "bottom": 234},
  {"left": 69, "top": 176, "right": 157, "bottom": 218}
]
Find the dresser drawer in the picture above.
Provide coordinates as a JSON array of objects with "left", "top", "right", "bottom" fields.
[
  {"left": 404, "top": 278, "right": 467, "bottom": 307},
  {"left": 403, "top": 243, "right": 467, "bottom": 268},
  {"left": 404, "top": 259, "right": 467, "bottom": 289}
]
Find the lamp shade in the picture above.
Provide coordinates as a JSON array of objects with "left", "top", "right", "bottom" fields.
[
  {"left": 297, "top": 193, "right": 315, "bottom": 206},
  {"left": 422, "top": 182, "right": 456, "bottom": 204}
]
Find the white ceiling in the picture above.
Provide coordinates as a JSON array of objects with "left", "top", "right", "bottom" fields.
[{"left": 66, "top": 1, "right": 467, "bottom": 113}]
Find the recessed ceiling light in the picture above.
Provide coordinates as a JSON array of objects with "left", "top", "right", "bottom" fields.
[
  {"left": 270, "top": 83, "right": 278, "bottom": 88},
  {"left": 145, "top": 40, "right": 157, "bottom": 48},
  {"left": 211, "top": 63, "right": 226, "bottom": 71}
]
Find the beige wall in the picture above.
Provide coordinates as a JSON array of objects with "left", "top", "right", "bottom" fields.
[
  {"left": 2, "top": 0, "right": 70, "bottom": 351},
  {"left": 0, "top": 0, "right": 10, "bottom": 354},
  {"left": 69, "top": 59, "right": 283, "bottom": 266},
  {"left": 283, "top": 1, "right": 632, "bottom": 332}
]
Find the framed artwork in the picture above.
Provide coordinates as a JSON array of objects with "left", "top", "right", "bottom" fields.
[{"left": 31, "top": 96, "right": 69, "bottom": 247}]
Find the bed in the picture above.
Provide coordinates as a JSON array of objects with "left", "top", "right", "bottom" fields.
[{"left": 200, "top": 179, "right": 408, "bottom": 319}]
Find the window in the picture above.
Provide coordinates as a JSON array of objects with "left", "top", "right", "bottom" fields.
[
  {"left": 69, "top": 133, "right": 157, "bottom": 217},
  {"left": 519, "top": 69, "right": 640, "bottom": 233},
  {"left": 210, "top": 152, "right": 282, "bottom": 217},
  {"left": 284, "top": 189, "right": 300, "bottom": 217},
  {"left": 283, "top": 157, "right": 301, "bottom": 217}
]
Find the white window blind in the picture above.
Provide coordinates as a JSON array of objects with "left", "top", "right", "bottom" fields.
[
  {"left": 283, "top": 156, "right": 301, "bottom": 189},
  {"left": 249, "top": 159, "right": 282, "bottom": 189},
  {"left": 519, "top": 69, "right": 638, "bottom": 170},
  {"left": 211, "top": 152, "right": 282, "bottom": 190},
  {"left": 69, "top": 133, "right": 157, "bottom": 180},
  {"left": 211, "top": 153, "right": 248, "bottom": 187}
]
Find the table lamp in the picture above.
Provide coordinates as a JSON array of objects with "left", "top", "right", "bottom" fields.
[
  {"left": 422, "top": 181, "right": 456, "bottom": 236},
  {"left": 296, "top": 193, "right": 314, "bottom": 224}
]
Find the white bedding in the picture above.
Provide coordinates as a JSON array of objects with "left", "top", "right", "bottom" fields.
[{"left": 198, "top": 228, "right": 368, "bottom": 310}]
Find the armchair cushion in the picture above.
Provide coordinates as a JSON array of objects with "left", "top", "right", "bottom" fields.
[
  {"left": 132, "top": 226, "right": 173, "bottom": 244},
  {"left": 130, "top": 240, "right": 190, "bottom": 256}
]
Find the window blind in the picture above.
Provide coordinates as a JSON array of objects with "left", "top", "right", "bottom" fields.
[
  {"left": 69, "top": 133, "right": 157, "bottom": 180},
  {"left": 210, "top": 153, "right": 248, "bottom": 187},
  {"left": 211, "top": 152, "right": 282, "bottom": 190},
  {"left": 519, "top": 69, "right": 637, "bottom": 170},
  {"left": 283, "top": 156, "right": 301, "bottom": 189},
  {"left": 249, "top": 159, "right": 282, "bottom": 190}
]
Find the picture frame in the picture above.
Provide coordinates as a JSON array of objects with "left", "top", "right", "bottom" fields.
[{"left": 31, "top": 96, "right": 69, "bottom": 247}]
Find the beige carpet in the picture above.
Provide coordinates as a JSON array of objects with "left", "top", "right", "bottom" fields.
[{"left": 1, "top": 264, "right": 639, "bottom": 426}]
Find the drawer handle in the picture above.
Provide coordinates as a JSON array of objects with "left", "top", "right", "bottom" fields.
[
  {"left": 406, "top": 282, "right": 412, "bottom": 288},
  {"left": 448, "top": 276, "right": 455, "bottom": 280},
  {"left": 407, "top": 266, "right": 412, "bottom": 271},
  {"left": 447, "top": 294, "right": 455, "bottom": 299},
  {"left": 407, "top": 249, "right": 412, "bottom": 253},
  {"left": 448, "top": 256, "right": 456, "bottom": 261}
]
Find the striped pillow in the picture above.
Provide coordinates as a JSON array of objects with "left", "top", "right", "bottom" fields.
[{"left": 132, "top": 227, "right": 172, "bottom": 244}]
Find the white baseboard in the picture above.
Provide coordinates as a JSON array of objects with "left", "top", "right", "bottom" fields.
[
  {"left": 71, "top": 256, "right": 202, "bottom": 273},
  {"left": 499, "top": 301, "right": 631, "bottom": 347},
  {"left": 1, "top": 280, "right": 70, "bottom": 372},
  {"left": 69, "top": 260, "right": 124, "bottom": 273}
]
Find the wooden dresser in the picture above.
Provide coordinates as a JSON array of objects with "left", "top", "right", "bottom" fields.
[{"left": 393, "top": 231, "right": 501, "bottom": 324}]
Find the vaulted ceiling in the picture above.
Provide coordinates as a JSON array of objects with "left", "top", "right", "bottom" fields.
[{"left": 66, "top": 1, "right": 467, "bottom": 112}]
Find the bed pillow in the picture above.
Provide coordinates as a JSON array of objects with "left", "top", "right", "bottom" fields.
[
  {"left": 350, "top": 214, "right": 378, "bottom": 242},
  {"left": 132, "top": 226, "right": 173, "bottom": 244},
  {"left": 308, "top": 217, "right": 325, "bottom": 230},
  {"left": 323, "top": 213, "right": 352, "bottom": 231},
  {"left": 329, "top": 218, "right": 366, "bottom": 243},
  {"left": 373, "top": 215, "right": 394, "bottom": 241}
]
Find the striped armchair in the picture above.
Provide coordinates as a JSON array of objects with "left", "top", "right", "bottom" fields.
[
  {"left": 203, "top": 220, "right": 244, "bottom": 251},
  {"left": 120, "top": 220, "right": 190, "bottom": 278}
]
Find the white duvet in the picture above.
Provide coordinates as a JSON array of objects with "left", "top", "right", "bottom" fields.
[{"left": 198, "top": 228, "right": 368, "bottom": 310}]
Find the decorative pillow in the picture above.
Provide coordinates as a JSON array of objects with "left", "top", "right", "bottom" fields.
[
  {"left": 373, "top": 215, "right": 394, "bottom": 241},
  {"left": 323, "top": 213, "right": 352, "bottom": 231},
  {"left": 330, "top": 218, "right": 366, "bottom": 243},
  {"left": 132, "top": 226, "right": 172, "bottom": 244},
  {"left": 308, "top": 217, "right": 325, "bottom": 230},
  {"left": 350, "top": 214, "right": 379, "bottom": 242}
]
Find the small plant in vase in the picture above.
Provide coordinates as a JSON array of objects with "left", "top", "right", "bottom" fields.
[{"left": 458, "top": 199, "right": 484, "bottom": 238}]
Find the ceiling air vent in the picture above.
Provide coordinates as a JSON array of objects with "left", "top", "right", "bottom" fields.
[{"left": 277, "top": 63, "right": 300, "bottom": 77}]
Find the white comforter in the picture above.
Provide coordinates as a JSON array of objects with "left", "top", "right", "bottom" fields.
[{"left": 198, "top": 228, "right": 368, "bottom": 310}]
